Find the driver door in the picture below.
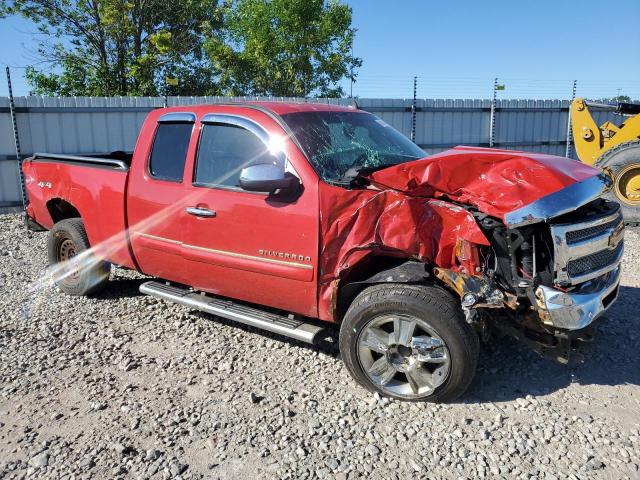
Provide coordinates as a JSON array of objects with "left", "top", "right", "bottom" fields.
[{"left": 180, "top": 113, "right": 319, "bottom": 317}]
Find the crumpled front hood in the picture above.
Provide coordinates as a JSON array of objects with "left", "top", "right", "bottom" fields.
[
  {"left": 366, "top": 146, "right": 601, "bottom": 220},
  {"left": 315, "top": 147, "right": 604, "bottom": 322}
]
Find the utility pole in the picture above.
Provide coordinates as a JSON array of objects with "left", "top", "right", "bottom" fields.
[
  {"left": 411, "top": 76, "right": 417, "bottom": 143},
  {"left": 489, "top": 77, "right": 498, "bottom": 148},
  {"left": 6, "top": 67, "right": 26, "bottom": 208},
  {"left": 565, "top": 80, "right": 578, "bottom": 158}
]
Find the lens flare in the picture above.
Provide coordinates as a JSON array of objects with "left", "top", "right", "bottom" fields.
[{"left": 25, "top": 140, "right": 295, "bottom": 302}]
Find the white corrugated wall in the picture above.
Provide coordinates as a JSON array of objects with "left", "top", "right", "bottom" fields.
[{"left": 0, "top": 96, "right": 624, "bottom": 207}]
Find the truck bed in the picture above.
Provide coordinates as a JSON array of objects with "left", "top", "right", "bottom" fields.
[
  {"left": 30, "top": 151, "right": 133, "bottom": 170},
  {"left": 23, "top": 152, "right": 136, "bottom": 268}
]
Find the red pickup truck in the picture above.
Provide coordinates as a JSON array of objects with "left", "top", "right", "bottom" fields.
[{"left": 23, "top": 102, "right": 624, "bottom": 402}]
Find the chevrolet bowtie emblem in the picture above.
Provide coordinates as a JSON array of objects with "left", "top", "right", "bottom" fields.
[{"left": 609, "top": 222, "right": 624, "bottom": 248}]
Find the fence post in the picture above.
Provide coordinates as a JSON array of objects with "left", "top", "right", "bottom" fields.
[
  {"left": 489, "top": 77, "right": 498, "bottom": 148},
  {"left": 350, "top": 38, "right": 355, "bottom": 98},
  {"left": 565, "top": 80, "right": 577, "bottom": 158},
  {"left": 411, "top": 76, "right": 417, "bottom": 143},
  {"left": 6, "top": 67, "right": 26, "bottom": 209}
]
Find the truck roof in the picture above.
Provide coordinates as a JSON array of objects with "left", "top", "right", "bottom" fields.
[{"left": 159, "top": 101, "right": 358, "bottom": 116}]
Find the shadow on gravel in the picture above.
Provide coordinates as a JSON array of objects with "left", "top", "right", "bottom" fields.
[
  {"left": 189, "top": 309, "right": 342, "bottom": 358},
  {"left": 94, "top": 270, "right": 640, "bottom": 404},
  {"left": 467, "top": 285, "right": 640, "bottom": 403},
  {"left": 93, "top": 277, "right": 148, "bottom": 300},
  {"left": 175, "top": 286, "right": 640, "bottom": 404}
]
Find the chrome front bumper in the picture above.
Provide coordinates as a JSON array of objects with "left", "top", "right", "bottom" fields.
[
  {"left": 535, "top": 266, "right": 621, "bottom": 330},
  {"left": 530, "top": 193, "right": 624, "bottom": 331}
]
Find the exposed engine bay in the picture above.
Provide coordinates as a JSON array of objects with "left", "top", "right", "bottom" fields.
[{"left": 437, "top": 198, "right": 624, "bottom": 363}]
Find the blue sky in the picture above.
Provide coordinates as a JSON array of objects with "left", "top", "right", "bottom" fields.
[{"left": 1, "top": 0, "right": 639, "bottom": 99}]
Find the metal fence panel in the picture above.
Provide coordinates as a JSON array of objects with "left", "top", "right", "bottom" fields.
[
  {"left": 0, "top": 159, "right": 20, "bottom": 206},
  {"left": 10, "top": 96, "right": 155, "bottom": 155},
  {"left": 0, "top": 95, "right": 630, "bottom": 207},
  {"left": 0, "top": 97, "right": 15, "bottom": 158},
  {"left": 417, "top": 99, "right": 490, "bottom": 148}
]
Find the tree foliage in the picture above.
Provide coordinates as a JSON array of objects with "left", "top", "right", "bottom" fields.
[
  {"left": 613, "top": 95, "right": 631, "bottom": 103},
  {"left": 589, "top": 95, "right": 637, "bottom": 104},
  {"left": 3, "top": 0, "right": 223, "bottom": 96},
  {"left": 1, "top": 0, "right": 360, "bottom": 97},
  {"left": 207, "top": 0, "right": 360, "bottom": 97}
]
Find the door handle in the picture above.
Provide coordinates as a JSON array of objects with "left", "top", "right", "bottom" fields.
[{"left": 186, "top": 207, "right": 216, "bottom": 218}]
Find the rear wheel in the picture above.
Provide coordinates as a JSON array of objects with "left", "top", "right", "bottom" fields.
[
  {"left": 339, "top": 284, "right": 479, "bottom": 402},
  {"left": 47, "top": 218, "right": 110, "bottom": 296},
  {"left": 596, "top": 141, "right": 640, "bottom": 226}
]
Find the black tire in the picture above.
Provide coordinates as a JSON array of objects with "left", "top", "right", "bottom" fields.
[
  {"left": 47, "top": 218, "right": 110, "bottom": 296},
  {"left": 339, "top": 283, "right": 479, "bottom": 403},
  {"left": 596, "top": 141, "right": 640, "bottom": 226}
]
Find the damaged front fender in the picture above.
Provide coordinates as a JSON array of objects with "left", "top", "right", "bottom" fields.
[{"left": 318, "top": 182, "right": 490, "bottom": 321}]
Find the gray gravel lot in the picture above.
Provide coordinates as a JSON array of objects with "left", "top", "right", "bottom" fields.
[{"left": 1, "top": 213, "right": 639, "bottom": 479}]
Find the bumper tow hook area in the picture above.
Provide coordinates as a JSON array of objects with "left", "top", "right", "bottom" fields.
[
  {"left": 433, "top": 268, "right": 518, "bottom": 312},
  {"left": 534, "top": 267, "right": 621, "bottom": 330}
]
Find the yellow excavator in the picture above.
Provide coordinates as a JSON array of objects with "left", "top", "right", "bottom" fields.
[{"left": 571, "top": 98, "right": 640, "bottom": 225}]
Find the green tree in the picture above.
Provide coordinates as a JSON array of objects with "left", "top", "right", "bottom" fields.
[
  {"left": 2, "top": 0, "right": 223, "bottom": 96},
  {"left": 614, "top": 95, "right": 631, "bottom": 103},
  {"left": 206, "top": 0, "right": 361, "bottom": 97},
  {"left": 590, "top": 95, "right": 635, "bottom": 104}
]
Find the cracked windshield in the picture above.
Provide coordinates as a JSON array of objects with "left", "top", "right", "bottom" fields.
[{"left": 281, "top": 111, "right": 426, "bottom": 183}]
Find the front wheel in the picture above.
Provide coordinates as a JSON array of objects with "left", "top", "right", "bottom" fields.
[
  {"left": 47, "top": 217, "right": 110, "bottom": 296},
  {"left": 339, "top": 284, "right": 479, "bottom": 402}
]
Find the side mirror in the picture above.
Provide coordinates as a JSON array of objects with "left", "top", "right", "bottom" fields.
[{"left": 239, "top": 163, "right": 300, "bottom": 197}]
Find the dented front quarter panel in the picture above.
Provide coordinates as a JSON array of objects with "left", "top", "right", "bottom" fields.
[{"left": 317, "top": 182, "right": 489, "bottom": 321}]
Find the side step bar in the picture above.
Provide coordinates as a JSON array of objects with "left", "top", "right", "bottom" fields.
[{"left": 139, "top": 281, "right": 326, "bottom": 344}]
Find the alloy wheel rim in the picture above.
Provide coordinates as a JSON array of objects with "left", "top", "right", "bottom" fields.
[{"left": 357, "top": 314, "right": 451, "bottom": 398}]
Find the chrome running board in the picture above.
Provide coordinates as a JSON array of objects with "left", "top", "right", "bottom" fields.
[{"left": 140, "top": 281, "right": 326, "bottom": 344}]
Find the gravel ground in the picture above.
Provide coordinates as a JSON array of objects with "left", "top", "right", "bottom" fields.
[{"left": 1, "top": 213, "right": 639, "bottom": 480}]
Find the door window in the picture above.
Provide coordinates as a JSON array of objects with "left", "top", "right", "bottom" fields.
[
  {"left": 194, "top": 123, "right": 275, "bottom": 188},
  {"left": 149, "top": 123, "right": 193, "bottom": 181}
]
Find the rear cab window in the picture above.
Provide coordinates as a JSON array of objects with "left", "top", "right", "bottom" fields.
[{"left": 148, "top": 113, "right": 195, "bottom": 181}]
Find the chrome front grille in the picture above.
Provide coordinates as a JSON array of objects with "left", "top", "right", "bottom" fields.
[
  {"left": 550, "top": 202, "right": 624, "bottom": 286},
  {"left": 567, "top": 242, "right": 624, "bottom": 278},
  {"left": 565, "top": 216, "right": 623, "bottom": 244}
]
